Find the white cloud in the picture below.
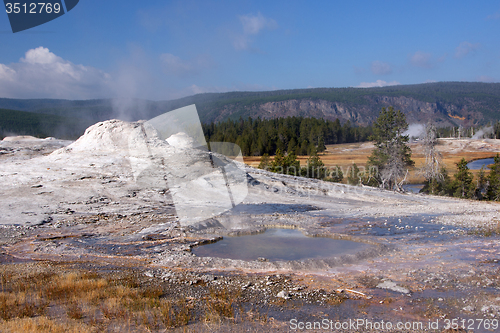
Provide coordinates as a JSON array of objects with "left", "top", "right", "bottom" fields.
[
  {"left": 370, "top": 61, "right": 392, "bottom": 75},
  {"left": 160, "top": 53, "right": 213, "bottom": 76},
  {"left": 0, "top": 64, "right": 16, "bottom": 81},
  {"left": 239, "top": 12, "right": 277, "bottom": 35},
  {"left": 409, "top": 51, "right": 433, "bottom": 69},
  {"left": 357, "top": 80, "right": 400, "bottom": 88},
  {"left": 234, "top": 12, "right": 277, "bottom": 51},
  {"left": 477, "top": 75, "right": 496, "bottom": 83},
  {"left": 455, "top": 41, "right": 480, "bottom": 58},
  {"left": 0, "top": 47, "right": 112, "bottom": 99},
  {"left": 22, "top": 47, "right": 61, "bottom": 64}
]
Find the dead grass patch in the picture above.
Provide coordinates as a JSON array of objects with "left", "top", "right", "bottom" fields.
[
  {"left": 0, "top": 316, "right": 95, "bottom": 333},
  {"left": 0, "top": 265, "right": 188, "bottom": 331},
  {"left": 204, "top": 287, "right": 240, "bottom": 323},
  {"left": 244, "top": 141, "right": 498, "bottom": 184}
]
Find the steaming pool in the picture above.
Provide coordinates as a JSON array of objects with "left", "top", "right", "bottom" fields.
[{"left": 192, "top": 228, "right": 370, "bottom": 261}]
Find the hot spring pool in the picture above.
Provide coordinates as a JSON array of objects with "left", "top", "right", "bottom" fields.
[{"left": 192, "top": 228, "right": 369, "bottom": 261}]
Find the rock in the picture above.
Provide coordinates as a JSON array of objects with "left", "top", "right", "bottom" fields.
[
  {"left": 376, "top": 280, "right": 410, "bottom": 294},
  {"left": 201, "top": 274, "right": 216, "bottom": 282},
  {"left": 166, "top": 132, "right": 195, "bottom": 149},
  {"left": 241, "top": 282, "right": 252, "bottom": 290},
  {"left": 481, "top": 305, "right": 500, "bottom": 314},
  {"left": 276, "top": 290, "right": 290, "bottom": 299}
]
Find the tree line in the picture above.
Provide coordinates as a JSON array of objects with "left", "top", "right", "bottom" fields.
[
  {"left": 253, "top": 106, "right": 500, "bottom": 203},
  {"left": 203, "top": 116, "right": 372, "bottom": 156},
  {"left": 418, "top": 156, "right": 500, "bottom": 200},
  {"left": 0, "top": 108, "right": 91, "bottom": 140},
  {"left": 257, "top": 149, "right": 344, "bottom": 182}
]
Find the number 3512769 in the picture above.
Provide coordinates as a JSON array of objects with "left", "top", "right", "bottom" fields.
[{"left": 5, "top": 3, "right": 62, "bottom": 14}]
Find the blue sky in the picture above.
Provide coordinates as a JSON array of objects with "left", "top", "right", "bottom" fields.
[{"left": 0, "top": 0, "right": 499, "bottom": 100}]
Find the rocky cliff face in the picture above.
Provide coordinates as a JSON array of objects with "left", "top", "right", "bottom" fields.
[{"left": 209, "top": 95, "right": 487, "bottom": 127}]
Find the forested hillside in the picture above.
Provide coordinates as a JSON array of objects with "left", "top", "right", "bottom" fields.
[
  {"left": 0, "top": 108, "right": 92, "bottom": 140},
  {"left": 203, "top": 117, "right": 372, "bottom": 156},
  {"left": 1, "top": 82, "right": 499, "bottom": 139}
]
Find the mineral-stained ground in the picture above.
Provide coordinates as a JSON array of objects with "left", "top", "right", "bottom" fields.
[{"left": 0, "top": 121, "right": 499, "bottom": 332}]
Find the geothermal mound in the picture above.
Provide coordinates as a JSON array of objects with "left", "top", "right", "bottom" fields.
[{"left": 0, "top": 118, "right": 247, "bottom": 226}]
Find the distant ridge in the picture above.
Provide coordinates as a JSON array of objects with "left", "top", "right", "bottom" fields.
[
  {"left": 0, "top": 82, "right": 499, "bottom": 138},
  {"left": 0, "top": 108, "right": 93, "bottom": 140}
]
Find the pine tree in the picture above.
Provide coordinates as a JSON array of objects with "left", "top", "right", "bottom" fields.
[
  {"left": 326, "top": 166, "right": 343, "bottom": 183},
  {"left": 270, "top": 149, "right": 285, "bottom": 173},
  {"left": 283, "top": 152, "right": 301, "bottom": 176},
  {"left": 268, "top": 149, "right": 300, "bottom": 176},
  {"left": 367, "top": 107, "right": 414, "bottom": 190},
  {"left": 258, "top": 153, "right": 271, "bottom": 170},
  {"left": 486, "top": 154, "right": 500, "bottom": 201},
  {"left": 301, "top": 151, "right": 326, "bottom": 179},
  {"left": 287, "top": 137, "right": 297, "bottom": 155},
  {"left": 475, "top": 166, "right": 488, "bottom": 199},
  {"left": 317, "top": 137, "right": 326, "bottom": 153},
  {"left": 347, "top": 163, "right": 361, "bottom": 185},
  {"left": 453, "top": 158, "right": 475, "bottom": 199},
  {"left": 298, "top": 140, "right": 308, "bottom": 156}
]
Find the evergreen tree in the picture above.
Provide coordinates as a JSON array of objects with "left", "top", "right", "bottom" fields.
[
  {"left": 298, "top": 140, "right": 309, "bottom": 155},
  {"left": 270, "top": 149, "right": 285, "bottom": 174},
  {"left": 301, "top": 151, "right": 326, "bottom": 179},
  {"left": 367, "top": 107, "right": 414, "bottom": 190},
  {"left": 475, "top": 166, "right": 488, "bottom": 199},
  {"left": 202, "top": 116, "right": 372, "bottom": 157},
  {"left": 258, "top": 153, "right": 271, "bottom": 170},
  {"left": 440, "top": 167, "right": 454, "bottom": 196},
  {"left": 347, "top": 163, "right": 361, "bottom": 185},
  {"left": 307, "top": 143, "right": 317, "bottom": 156},
  {"left": 317, "top": 137, "right": 326, "bottom": 153},
  {"left": 453, "top": 158, "right": 475, "bottom": 199},
  {"left": 269, "top": 149, "right": 300, "bottom": 176},
  {"left": 283, "top": 152, "right": 301, "bottom": 176},
  {"left": 326, "top": 166, "right": 343, "bottom": 183},
  {"left": 287, "top": 137, "right": 297, "bottom": 155},
  {"left": 486, "top": 154, "right": 500, "bottom": 201}
]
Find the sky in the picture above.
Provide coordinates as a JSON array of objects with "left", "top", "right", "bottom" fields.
[{"left": 0, "top": 0, "right": 499, "bottom": 101}]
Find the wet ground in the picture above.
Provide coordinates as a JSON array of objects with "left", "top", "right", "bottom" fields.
[
  {"left": 1, "top": 133, "right": 500, "bottom": 332},
  {"left": 3, "top": 198, "right": 499, "bottom": 332}
]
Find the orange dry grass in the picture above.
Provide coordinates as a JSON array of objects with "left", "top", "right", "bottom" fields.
[
  {"left": 0, "top": 265, "right": 191, "bottom": 332},
  {"left": 243, "top": 141, "right": 498, "bottom": 184},
  {"left": 0, "top": 264, "right": 264, "bottom": 332},
  {"left": 0, "top": 316, "right": 94, "bottom": 333}
]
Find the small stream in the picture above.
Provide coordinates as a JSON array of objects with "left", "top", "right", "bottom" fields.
[{"left": 466, "top": 158, "right": 495, "bottom": 170}]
